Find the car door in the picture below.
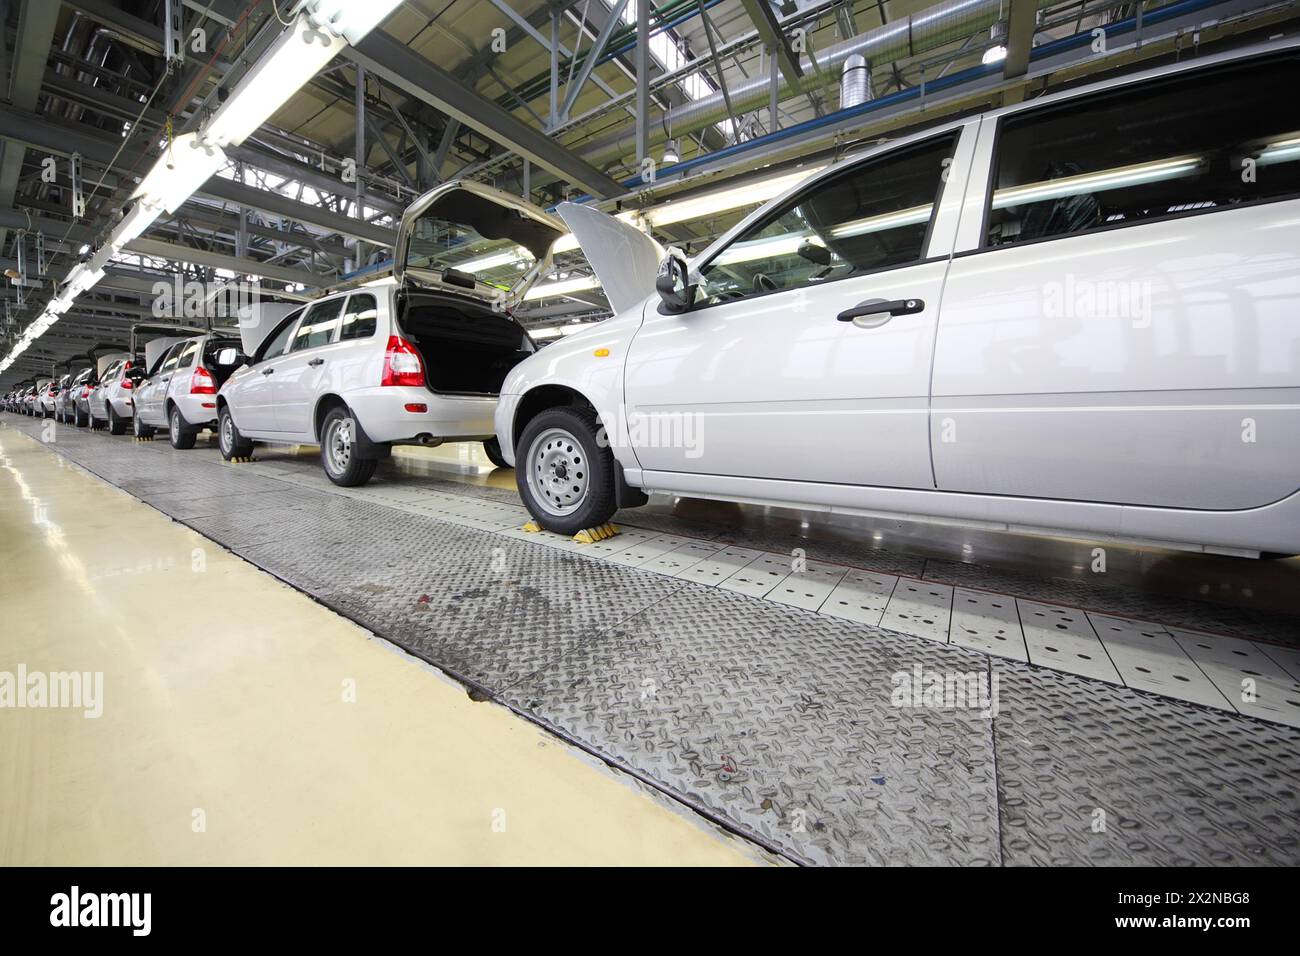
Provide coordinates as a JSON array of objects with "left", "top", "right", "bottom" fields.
[
  {"left": 229, "top": 309, "right": 303, "bottom": 435},
  {"left": 932, "top": 51, "right": 1300, "bottom": 511},
  {"left": 141, "top": 344, "right": 183, "bottom": 425},
  {"left": 622, "top": 124, "right": 971, "bottom": 488},
  {"left": 272, "top": 296, "right": 345, "bottom": 438}
]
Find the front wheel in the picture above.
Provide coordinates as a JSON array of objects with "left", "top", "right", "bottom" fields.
[
  {"left": 483, "top": 436, "right": 510, "bottom": 469},
  {"left": 133, "top": 412, "right": 155, "bottom": 439},
  {"left": 515, "top": 405, "right": 616, "bottom": 536},
  {"left": 218, "top": 406, "right": 254, "bottom": 460},
  {"left": 319, "top": 406, "right": 377, "bottom": 487},
  {"left": 169, "top": 407, "right": 196, "bottom": 449},
  {"left": 73, "top": 406, "right": 87, "bottom": 428}
]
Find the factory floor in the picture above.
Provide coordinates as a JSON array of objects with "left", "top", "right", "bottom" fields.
[{"left": 0, "top": 425, "right": 763, "bottom": 866}]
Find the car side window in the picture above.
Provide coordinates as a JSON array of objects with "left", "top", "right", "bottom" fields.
[
  {"left": 175, "top": 340, "right": 200, "bottom": 369},
  {"left": 339, "top": 293, "right": 378, "bottom": 341},
  {"left": 158, "top": 344, "right": 184, "bottom": 374},
  {"left": 256, "top": 310, "right": 303, "bottom": 363},
  {"left": 694, "top": 132, "right": 958, "bottom": 307},
  {"left": 290, "top": 298, "right": 344, "bottom": 352},
  {"left": 986, "top": 53, "right": 1300, "bottom": 248}
]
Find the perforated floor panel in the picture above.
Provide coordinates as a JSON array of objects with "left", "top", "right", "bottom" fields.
[{"left": 4, "top": 416, "right": 1298, "bottom": 866}]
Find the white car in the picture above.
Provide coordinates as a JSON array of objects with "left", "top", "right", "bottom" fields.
[
  {"left": 497, "top": 39, "right": 1300, "bottom": 557},
  {"left": 88, "top": 354, "right": 142, "bottom": 434},
  {"left": 133, "top": 331, "right": 243, "bottom": 447},
  {"left": 216, "top": 180, "right": 560, "bottom": 486}
]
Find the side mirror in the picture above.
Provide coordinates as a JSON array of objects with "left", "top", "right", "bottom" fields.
[{"left": 655, "top": 252, "right": 694, "bottom": 314}]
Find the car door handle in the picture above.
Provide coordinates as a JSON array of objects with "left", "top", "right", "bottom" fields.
[
  {"left": 262, "top": 367, "right": 275, "bottom": 375},
  {"left": 307, "top": 358, "right": 324, "bottom": 367},
  {"left": 836, "top": 298, "right": 925, "bottom": 325}
]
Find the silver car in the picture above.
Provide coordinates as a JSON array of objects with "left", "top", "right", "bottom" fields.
[
  {"left": 88, "top": 357, "right": 142, "bottom": 434},
  {"left": 134, "top": 332, "right": 244, "bottom": 448}
]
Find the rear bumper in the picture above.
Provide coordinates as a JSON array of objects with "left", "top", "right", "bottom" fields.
[
  {"left": 348, "top": 386, "right": 498, "bottom": 444},
  {"left": 174, "top": 393, "right": 219, "bottom": 428}
]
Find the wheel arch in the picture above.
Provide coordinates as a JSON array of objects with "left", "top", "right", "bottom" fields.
[
  {"left": 512, "top": 385, "right": 596, "bottom": 454},
  {"left": 313, "top": 393, "right": 350, "bottom": 442}
]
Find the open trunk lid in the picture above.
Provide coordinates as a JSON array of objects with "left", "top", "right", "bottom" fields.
[
  {"left": 394, "top": 180, "right": 567, "bottom": 309},
  {"left": 234, "top": 302, "right": 299, "bottom": 357},
  {"left": 555, "top": 202, "right": 664, "bottom": 315}
]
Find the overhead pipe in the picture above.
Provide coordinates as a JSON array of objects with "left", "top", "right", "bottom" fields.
[
  {"left": 839, "top": 53, "right": 872, "bottom": 109},
  {"left": 575, "top": 0, "right": 1061, "bottom": 169}
]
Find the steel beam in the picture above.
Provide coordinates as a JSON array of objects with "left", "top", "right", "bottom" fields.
[
  {"left": 345, "top": 32, "right": 624, "bottom": 199},
  {"left": 0, "top": 0, "right": 62, "bottom": 249},
  {"left": 558, "top": 0, "right": 631, "bottom": 124},
  {"left": 123, "top": 238, "right": 328, "bottom": 287},
  {"left": 1004, "top": 0, "right": 1038, "bottom": 80},
  {"left": 739, "top": 0, "right": 805, "bottom": 89}
]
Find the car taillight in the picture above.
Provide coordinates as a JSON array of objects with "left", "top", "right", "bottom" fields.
[
  {"left": 80, "top": 386, "right": 92, "bottom": 397},
  {"left": 380, "top": 335, "right": 425, "bottom": 388},
  {"left": 190, "top": 366, "right": 216, "bottom": 395},
  {"left": 121, "top": 379, "right": 133, "bottom": 389}
]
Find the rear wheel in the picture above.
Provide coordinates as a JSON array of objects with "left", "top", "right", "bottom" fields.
[
  {"left": 73, "top": 405, "right": 87, "bottom": 427},
  {"left": 320, "top": 406, "right": 377, "bottom": 486},
  {"left": 108, "top": 406, "right": 127, "bottom": 435},
  {"left": 169, "top": 406, "right": 197, "bottom": 449},
  {"left": 483, "top": 436, "right": 510, "bottom": 469},
  {"left": 515, "top": 405, "right": 616, "bottom": 536},
  {"left": 218, "top": 406, "right": 254, "bottom": 460},
  {"left": 133, "top": 412, "right": 155, "bottom": 439}
]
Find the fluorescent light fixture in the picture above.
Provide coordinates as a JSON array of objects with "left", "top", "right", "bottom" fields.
[
  {"left": 662, "top": 139, "right": 681, "bottom": 165},
  {"left": 1259, "top": 134, "right": 1300, "bottom": 167},
  {"left": 828, "top": 203, "right": 933, "bottom": 239},
  {"left": 709, "top": 232, "right": 811, "bottom": 267},
  {"left": 991, "top": 155, "right": 1203, "bottom": 209},
  {"left": 644, "top": 167, "right": 824, "bottom": 228},
  {"left": 456, "top": 250, "right": 528, "bottom": 273},
  {"left": 109, "top": 203, "right": 160, "bottom": 252},
  {"left": 133, "top": 133, "right": 226, "bottom": 214},
  {"left": 523, "top": 275, "right": 599, "bottom": 300},
  {"left": 303, "top": 0, "right": 405, "bottom": 44},
  {"left": 529, "top": 326, "right": 564, "bottom": 339},
  {"left": 202, "top": 13, "right": 345, "bottom": 149}
]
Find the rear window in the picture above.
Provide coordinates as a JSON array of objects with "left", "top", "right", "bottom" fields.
[{"left": 987, "top": 53, "right": 1300, "bottom": 247}]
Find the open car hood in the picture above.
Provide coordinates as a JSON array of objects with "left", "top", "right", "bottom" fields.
[
  {"left": 236, "top": 302, "right": 299, "bottom": 357},
  {"left": 394, "top": 180, "right": 567, "bottom": 308},
  {"left": 555, "top": 202, "right": 663, "bottom": 315},
  {"left": 96, "top": 352, "right": 130, "bottom": 378}
]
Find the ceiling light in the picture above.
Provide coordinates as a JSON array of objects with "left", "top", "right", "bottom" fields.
[
  {"left": 644, "top": 166, "right": 824, "bottom": 228},
  {"left": 523, "top": 275, "right": 599, "bottom": 301},
  {"left": 991, "top": 155, "right": 1202, "bottom": 208},
  {"left": 982, "top": 45, "right": 1007, "bottom": 65},
  {"left": 303, "top": 0, "right": 406, "bottom": 45},
  {"left": 202, "top": 13, "right": 346, "bottom": 149},
  {"left": 133, "top": 133, "right": 226, "bottom": 214},
  {"left": 662, "top": 139, "right": 681, "bottom": 165}
]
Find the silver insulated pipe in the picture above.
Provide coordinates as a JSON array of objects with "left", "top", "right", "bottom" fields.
[
  {"left": 840, "top": 53, "right": 872, "bottom": 109},
  {"left": 578, "top": 0, "right": 1055, "bottom": 169}
]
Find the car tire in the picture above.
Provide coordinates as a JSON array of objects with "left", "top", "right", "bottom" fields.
[
  {"left": 515, "top": 404, "right": 616, "bottom": 536},
  {"left": 483, "top": 436, "right": 510, "bottom": 469},
  {"left": 319, "top": 406, "right": 377, "bottom": 487},
  {"left": 169, "top": 406, "right": 197, "bottom": 449},
  {"left": 108, "top": 407, "right": 127, "bottom": 436},
  {"left": 218, "top": 406, "right": 254, "bottom": 460},
  {"left": 73, "top": 406, "right": 87, "bottom": 427},
  {"left": 133, "top": 412, "right": 155, "bottom": 440}
]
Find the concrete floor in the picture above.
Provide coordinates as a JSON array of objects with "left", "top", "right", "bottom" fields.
[{"left": 0, "top": 427, "right": 765, "bottom": 866}]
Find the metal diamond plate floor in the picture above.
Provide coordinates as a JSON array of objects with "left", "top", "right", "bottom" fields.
[{"left": 4, "top": 416, "right": 1298, "bottom": 866}]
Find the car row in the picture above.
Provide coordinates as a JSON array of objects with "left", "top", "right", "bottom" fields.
[{"left": 4, "top": 42, "right": 1297, "bottom": 557}]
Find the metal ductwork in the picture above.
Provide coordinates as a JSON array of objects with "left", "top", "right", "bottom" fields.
[
  {"left": 577, "top": 0, "right": 1061, "bottom": 169},
  {"left": 840, "top": 53, "right": 873, "bottom": 109}
]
